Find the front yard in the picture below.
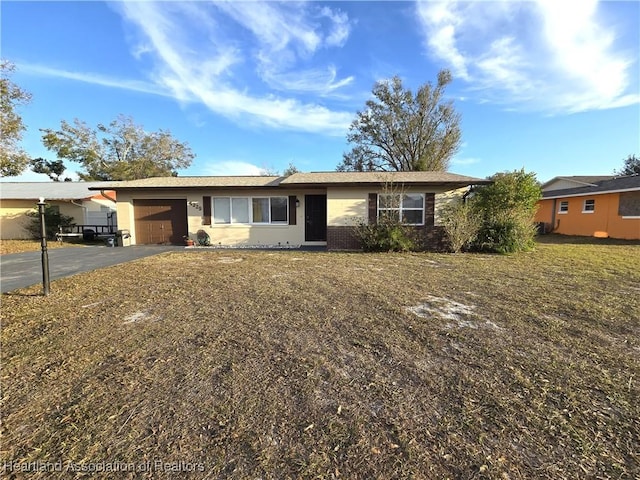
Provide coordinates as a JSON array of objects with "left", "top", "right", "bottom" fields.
[{"left": 2, "top": 237, "right": 639, "bottom": 479}]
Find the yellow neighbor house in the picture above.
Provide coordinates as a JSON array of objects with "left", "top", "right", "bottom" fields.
[
  {"left": 90, "top": 171, "right": 490, "bottom": 250},
  {"left": 0, "top": 182, "right": 117, "bottom": 240}
]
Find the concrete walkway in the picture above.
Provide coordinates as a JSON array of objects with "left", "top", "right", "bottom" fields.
[{"left": 1, "top": 245, "right": 181, "bottom": 293}]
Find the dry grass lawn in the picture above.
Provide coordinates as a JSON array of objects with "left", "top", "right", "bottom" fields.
[
  {"left": 0, "top": 239, "right": 85, "bottom": 256},
  {"left": 2, "top": 236, "right": 639, "bottom": 479}
]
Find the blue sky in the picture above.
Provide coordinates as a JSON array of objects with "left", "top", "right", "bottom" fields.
[{"left": 2, "top": 0, "right": 639, "bottom": 183}]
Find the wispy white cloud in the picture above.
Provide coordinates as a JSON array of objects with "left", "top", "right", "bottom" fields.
[
  {"left": 115, "top": 1, "right": 353, "bottom": 135},
  {"left": 19, "top": 63, "right": 172, "bottom": 98},
  {"left": 262, "top": 65, "right": 354, "bottom": 96},
  {"left": 213, "top": 2, "right": 353, "bottom": 94},
  {"left": 415, "top": 0, "right": 639, "bottom": 113},
  {"left": 199, "top": 160, "right": 266, "bottom": 176}
]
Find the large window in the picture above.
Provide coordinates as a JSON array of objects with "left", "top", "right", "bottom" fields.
[
  {"left": 378, "top": 193, "right": 425, "bottom": 225},
  {"left": 213, "top": 196, "right": 288, "bottom": 224}
]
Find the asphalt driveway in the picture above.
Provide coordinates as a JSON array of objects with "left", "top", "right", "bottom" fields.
[{"left": 1, "top": 245, "right": 181, "bottom": 293}]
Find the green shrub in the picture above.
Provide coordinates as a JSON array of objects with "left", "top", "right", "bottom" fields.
[
  {"left": 475, "top": 218, "right": 537, "bottom": 254},
  {"left": 25, "top": 206, "right": 74, "bottom": 240},
  {"left": 354, "top": 214, "right": 417, "bottom": 252},
  {"left": 471, "top": 169, "right": 541, "bottom": 254}
]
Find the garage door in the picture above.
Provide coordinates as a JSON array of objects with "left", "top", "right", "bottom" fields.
[{"left": 133, "top": 199, "right": 188, "bottom": 245}]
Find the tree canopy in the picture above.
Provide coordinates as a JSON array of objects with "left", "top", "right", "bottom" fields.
[
  {"left": 614, "top": 154, "right": 640, "bottom": 176},
  {"left": 40, "top": 115, "right": 195, "bottom": 181},
  {"left": 29, "top": 157, "right": 70, "bottom": 181},
  {"left": 1, "top": 60, "right": 32, "bottom": 177},
  {"left": 338, "top": 70, "right": 461, "bottom": 172},
  {"left": 282, "top": 163, "right": 300, "bottom": 176}
]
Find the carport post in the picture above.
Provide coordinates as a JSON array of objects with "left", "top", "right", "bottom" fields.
[{"left": 37, "top": 197, "right": 51, "bottom": 296}]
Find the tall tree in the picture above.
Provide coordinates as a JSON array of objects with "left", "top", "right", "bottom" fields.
[
  {"left": 41, "top": 115, "right": 195, "bottom": 181},
  {"left": 614, "top": 154, "right": 640, "bottom": 176},
  {"left": 338, "top": 70, "right": 461, "bottom": 172},
  {"left": 1, "top": 60, "right": 32, "bottom": 177}
]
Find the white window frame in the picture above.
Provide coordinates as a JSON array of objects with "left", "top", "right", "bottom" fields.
[
  {"left": 582, "top": 199, "right": 595, "bottom": 214},
  {"left": 558, "top": 201, "right": 569, "bottom": 214},
  {"left": 377, "top": 193, "right": 425, "bottom": 226},
  {"left": 212, "top": 196, "right": 288, "bottom": 225}
]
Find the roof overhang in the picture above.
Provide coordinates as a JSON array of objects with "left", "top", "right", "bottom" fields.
[{"left": 542, "top": 187, "right": 640, "bottom": 200}]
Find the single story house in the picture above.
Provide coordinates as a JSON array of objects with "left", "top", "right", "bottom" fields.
[
  {"left": 0, "top": 182, "right": 117, "bottom": 239},
  {"left": 91, "top": 171, "right": 490, "bottom": 250},
  {"left": 534, "top": 175, "right": 640, "bottom": 240}
]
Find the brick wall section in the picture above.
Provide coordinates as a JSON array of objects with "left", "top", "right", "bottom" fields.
[
  {"left": 424, "top": 193, "right": 435, "bottom": 227},
  {"left": 326, "top": 193, "right": 448, "bottom": 251},
  {"left": 415, "top": 225, "right": 450, "bottom": 252},
  {"left": 327, "top": 226, "right": 361, "bottom": 250},
  {"left": 326, "top": 225, "right": 450, "bottom": 251}
]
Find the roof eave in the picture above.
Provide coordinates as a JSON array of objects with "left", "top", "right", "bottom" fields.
[{"left": 542, "top": 187, "right": 640, "bottom": 199}]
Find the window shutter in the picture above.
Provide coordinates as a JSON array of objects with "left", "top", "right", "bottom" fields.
[
  {"left": 368, "top": 193, "right": 378, "bottom": 224},
  {"left": 202, "top": 196, "right": 211, "bottom": 225},
  {"left": 288, "top": 196, "right": 297, "bottom": 225},
  {"left": 425, "top": 193, "right": 435, "bottom": 227}
]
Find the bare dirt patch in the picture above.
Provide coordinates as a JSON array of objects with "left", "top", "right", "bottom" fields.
[{"left": 2, "top": 241, "right": 639, "bottom": 479}]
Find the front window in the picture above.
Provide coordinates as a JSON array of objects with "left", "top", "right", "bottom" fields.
[
  {"left": 378, "top": 193, "right": 425, "bottom": 225},
  {"left": 583, "top": 199, "right": 595, "bottom": 213},
  {"left": 213, "top": 196, "right": 288, "bottom": 224}
]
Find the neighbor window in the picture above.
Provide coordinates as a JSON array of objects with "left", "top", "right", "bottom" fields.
[
  {"left": 558, "top": 201, "right": 569, "bottom": 214},
  {"left": 378, "top": 193, "right": 425, "bottom": 225},
  {"left": 213, "top": 196, "right": 288, "bottom": 224},
  {"left": 583, "top": 199, "right": 595, "bottom": 213}
]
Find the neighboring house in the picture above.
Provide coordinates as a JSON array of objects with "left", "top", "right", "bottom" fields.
[
  {"left": 535, "top": 175, "right": 640, "bottom": 240},
  {"left": 91, "top": 171, "right": 489, "bottom": 249},
  {"left": 0, "top": 182, "right": 117, "bottom": 240}
]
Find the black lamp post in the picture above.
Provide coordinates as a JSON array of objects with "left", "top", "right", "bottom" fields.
[{"left": 37, "top": 197, "right": 51, "bottom": 296}]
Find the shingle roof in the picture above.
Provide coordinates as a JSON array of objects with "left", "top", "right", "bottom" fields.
[
  {"left": 91, "top": 176, "right": 284, "bottom": 189},
  {"left": 281, "top": 171, "right": 490, "bottom": 186},
  {"left": 0, "top": 182, "right": 113, "bottom": 200},
  {"left": 541, "top": 175, "right": 640, "bottom": 199},
  {"left": 88, "top": 172, "right": 489, "bottom": 191},
  {"left": 541, "top": 175, "right": 615, "bottom": 190}
]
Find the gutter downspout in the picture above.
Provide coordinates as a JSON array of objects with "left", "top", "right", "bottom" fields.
[
  {"left": 550, "top": 199, "right": 557, "bottom": 232},
  {"left": 99, "top": 190, "right": 118, "bottom": 233},
  {"left": 99, "top": 190, "right": 117, "bottom": 204},
  {"left": 462, "top": 185, "right": 474, "bottom": 203}
]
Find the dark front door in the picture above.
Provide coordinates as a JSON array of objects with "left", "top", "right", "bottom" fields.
[
  {"left": 133, "top": 199, "right": 188, "bottom": 245},
  {"left": 305, "top": 195, "right": 327, "bottom": 241}
]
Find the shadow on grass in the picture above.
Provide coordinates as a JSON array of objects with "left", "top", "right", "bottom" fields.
[
  {"left": 2, "top": 292, "right": 44, "bottom": 297},
  {"left": 536, "top": 233, "right": 640, "bottom": 246}
]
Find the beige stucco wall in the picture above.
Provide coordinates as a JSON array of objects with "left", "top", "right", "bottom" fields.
[
  {"left": 0, "top": 200, "right": 84, "bottom": 239},
  {"left": 326, "top": 186, "right": 469, "bottom": 227},
  {"left": 434, "top": 187, "right": 468, "bottom": 225},
  {"left": 116, "top": 188, "right": 324, "bottom": 246},
  {"left": 326, "top": 188, "right": 368, "bottom": 226}
]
